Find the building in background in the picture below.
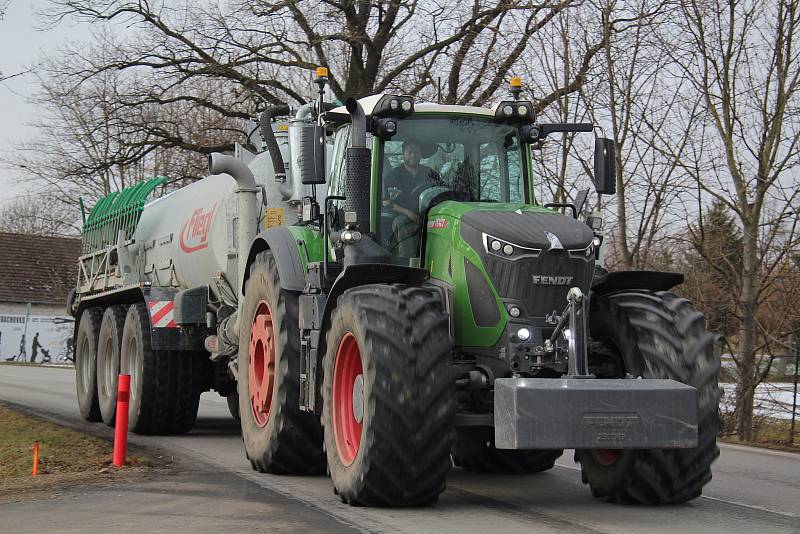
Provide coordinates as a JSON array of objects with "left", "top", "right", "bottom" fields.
[{"left": 0, "top": 232, "right": 79, "bottom": 364}]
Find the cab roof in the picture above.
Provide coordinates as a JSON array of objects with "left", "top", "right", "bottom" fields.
[{"left": 327, "top": 93, "right": 496, "bottom": 121}]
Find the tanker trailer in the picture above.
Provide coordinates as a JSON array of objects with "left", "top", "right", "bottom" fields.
[{"left": 70, "top": 69, "right": 334, "bottom": 433}]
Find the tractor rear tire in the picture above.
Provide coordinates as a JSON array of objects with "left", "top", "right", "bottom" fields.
[
  {"left": 453, "top": 427, "right": 562, "bottom": 474},
  {"left": 238, "top": 251, "right": 325, "bottom": 475},
  {"left": 97, "top": 305, "right": 126, "bottom": 426},
  {"left": 75, "top": 307, "right": 103, "bottom": 422},
  {"left": 576, "top": 290, "right": 721, "bottom": 504},
  {"left": 322, "top": 284, "right": 456, "bottom": 506},
  {"left": 121, "top": 302, "right": 205, "bottom": 435}
]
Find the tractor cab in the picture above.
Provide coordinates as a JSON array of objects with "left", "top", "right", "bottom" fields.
[{"left": 323, "top": 94, "right": 550, "bottom": 265}]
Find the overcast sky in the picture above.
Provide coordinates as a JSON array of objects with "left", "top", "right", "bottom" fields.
[{"left": 0, "top": 0, "right": 84, "bottom": 204}]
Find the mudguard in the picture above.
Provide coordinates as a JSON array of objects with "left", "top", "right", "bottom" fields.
[
  {"left": 591, "top": 270, "right": 684, "bottom": 296},
  {"left": 243, "top": 227, "right": 307, "bottom": 293}
]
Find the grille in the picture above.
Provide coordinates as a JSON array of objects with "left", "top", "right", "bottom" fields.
[{"left": 484, "top": 251, "right": 593, "bottom": 317}]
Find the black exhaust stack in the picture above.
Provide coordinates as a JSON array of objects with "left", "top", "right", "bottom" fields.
[
  {"left": 344, "top": 98, "right": 371, "bottom": 233},
  {"left": 339, "top": 98, "right": 391, "bottom": 267}
]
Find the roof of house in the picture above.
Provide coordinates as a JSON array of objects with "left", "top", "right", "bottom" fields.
[{"left": 0, "top": 232, "right": 80, "bottom": 307}]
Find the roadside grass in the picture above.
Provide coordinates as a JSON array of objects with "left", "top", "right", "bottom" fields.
[
  {"left": 0, "top": 405, "right": 151, "bottom": 479},
  {"left": 720, "top": 414, "right": 800, "bottom": 453}
]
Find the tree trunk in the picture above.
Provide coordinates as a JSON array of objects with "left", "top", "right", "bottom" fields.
[{"left": 735, "top": 222, "right": 759, "bottom": 441}]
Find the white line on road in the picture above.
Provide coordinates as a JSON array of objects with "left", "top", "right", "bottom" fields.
[{"left": 700, "top": 495, "right": 798, "bottom": 519}]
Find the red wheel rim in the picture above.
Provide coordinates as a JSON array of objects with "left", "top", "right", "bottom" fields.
[
  {"left": 249, "top": 300, "right": 275, "bottom": 427},
  {"left": 592, "top": 449, "right": 621, "bottom": 466},
  {"left": 332, "top": 332, "right": 364, "bottom": 466}
]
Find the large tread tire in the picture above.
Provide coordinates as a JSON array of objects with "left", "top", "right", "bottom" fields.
[
  {"left": 97, "top": 305, "right": 127, "bottom": 426},
  {"left": 75, "top": 307, "right": 103, "bottom": 422},
  {"left": 121, "top": 302, "right": 205, "bottom": 435},
  {"left": 576, "top": 290, "right": 721, "bottom": 504},
  {"left": 226, "top": 391, "right": 241, "bottom": 422},
  {"left": 238, "top": 251, "right": 325, "bottom": 475},
  {"left": 322, "top": 284, "right": 456, "bottom": 507},
  {"left": 453, "top": 427, "right": 562, "bottom": 474}
]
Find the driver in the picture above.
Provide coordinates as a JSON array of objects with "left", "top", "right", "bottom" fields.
[{"left": 383, "top": 140, "right": 440, "bottom": 223}]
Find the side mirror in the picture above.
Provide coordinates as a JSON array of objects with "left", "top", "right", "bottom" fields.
[
  {"left": 297, "top": 125, "right": 327, "bottom": 185},
  {"left": 593, "top": 137, "right": 616, "bottom": 195}
]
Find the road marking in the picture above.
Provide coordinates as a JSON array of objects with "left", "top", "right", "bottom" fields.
[
  {"left": 557, "top": 456, "right": 798, "bottom": 520},
  {"left": 701, "top": 495, "right": 798, "bottom": 518}
]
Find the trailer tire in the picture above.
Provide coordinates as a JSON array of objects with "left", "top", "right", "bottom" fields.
[
  {"left": 226, "top": 391, "right": 240, "bottom": 422},
  {"left": 238, "top": 251, "right": 325, "bottom": 475},
  {"left": 75, "top": 307, "right": 103, "bottom": 422},
  {"left": 576, "top": 290, "right": 721, "bottom": 504},
  {"left": 97, "top": 305, "right": 127, "bottom": 426},
  {"left": 323, "top": 284, "right": 455, "bottom": 506},
  {"left": 453, "top": 427, "right": 562, "bottom": 474},
  {"left": 121, "top": 303, "right": 204, "bottom": 435}
]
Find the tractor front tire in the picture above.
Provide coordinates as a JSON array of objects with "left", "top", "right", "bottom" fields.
[
  {"left": 576, "top": 290, "right": 721, "bottom": 504},
  {"left": 121, "top": 302, "right": 205, "bottom": 434},
  {"left": 97, "top": 305, "right": 127, "bottom": 426},
  {"left": 75, "top": 307, "right": 103, "bottom": 422},
  {"left": 238, "top": 251, "right": 325, "bottom": 475},
  {"left": 322, "top": 284, "right": 456, "bottom": 506},
  {"left": 453, "top": 427, "right": 562, "bottom": 474}
]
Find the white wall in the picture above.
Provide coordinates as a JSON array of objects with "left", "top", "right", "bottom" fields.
[{"left": 0, "top": 303, "right": 75, "bottom": 364}]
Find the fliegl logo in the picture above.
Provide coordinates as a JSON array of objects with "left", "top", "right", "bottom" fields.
[
  {"left": 180, "top": 203, "right": 217, "bottom": 253},
  {"left": 427, "top": 218, "right": 449, "bottom": 230}
]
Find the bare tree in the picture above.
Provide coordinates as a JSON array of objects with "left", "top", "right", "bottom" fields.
[
  {"left": 14, "top": 0, "right": 617, "bottom": 202},
  {"left": 655, "top": 0, "right": 800, "bottom": 440},
  {"left": 0, "top": 196, "right": 79, "bottom": 236}
]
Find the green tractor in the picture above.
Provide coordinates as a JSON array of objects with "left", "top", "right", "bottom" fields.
[{"left": 229, "top": 83, "right": 721, "bottom": 507}]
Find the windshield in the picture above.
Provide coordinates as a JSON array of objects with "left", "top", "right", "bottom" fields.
[{"left": 378, "top": 116, "right": 526, "bottom": 260}]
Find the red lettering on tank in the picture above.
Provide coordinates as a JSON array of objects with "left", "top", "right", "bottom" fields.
[{"left": 179, "top": 203, "right": 217, "bottom": 253}]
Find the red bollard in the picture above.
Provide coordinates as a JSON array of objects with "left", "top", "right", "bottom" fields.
[
  {"left": 32, "top": 441, "right": 40, "bottom": 476},
  {"left": 113, "top": 374, "right": 131, "bottom": 467}
]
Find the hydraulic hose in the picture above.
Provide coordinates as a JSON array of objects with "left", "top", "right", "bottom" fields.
[{"left": 259, "top": 105, "right": 291, "bottom": 180}]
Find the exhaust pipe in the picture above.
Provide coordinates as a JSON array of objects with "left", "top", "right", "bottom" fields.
[{"left": 344, "top": 98, "right": 370, "bottom": 232}]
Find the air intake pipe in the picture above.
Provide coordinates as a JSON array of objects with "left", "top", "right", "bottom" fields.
[{"left": 344, "top": 98, "right": 371, "bottom": 233}]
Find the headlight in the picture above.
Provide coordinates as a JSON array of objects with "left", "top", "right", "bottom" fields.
[
  {"left": 503, "top": 244, "right": 514, "bottom": 256},
  {"left": 503, "top": 105, "right": 514, "bottom": 117},
  {"left": 517, "top": 327, "right": 531, "bottom": 342}
]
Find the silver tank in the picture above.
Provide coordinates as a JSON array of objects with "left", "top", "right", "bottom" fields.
[{"left": 133, "top": 113, "right": 329, "bottom": 295}]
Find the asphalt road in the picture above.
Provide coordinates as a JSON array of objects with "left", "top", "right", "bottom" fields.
[{"left": 1, "top": 364, "right": 798, "bottom": 533}]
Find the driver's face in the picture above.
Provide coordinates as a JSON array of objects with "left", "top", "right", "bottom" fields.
[{"left": 403, "top": 143, "right": 422, "bottom": 169}]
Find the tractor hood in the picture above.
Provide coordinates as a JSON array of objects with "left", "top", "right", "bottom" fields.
[{"left": 435, "top": 202, "right": 595, "bottom": 251}]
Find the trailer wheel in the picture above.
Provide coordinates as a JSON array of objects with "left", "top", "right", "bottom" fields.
[
  {"left": 453, "top": 427, "right": 562, "bottom": 474},
  {"left": 576, "top": 290, "right": 721, "bottom": 504},
  {"left": 121, "top": 302, "right": 205, "bottom": 434},
  {"left": 75, "top": 307, "right": 103, "bottom": 422},
  {"left": 97, "top": 305, "right": 126, "bottom": 426},
  {"left": 322, "top": 284, "right": 455, "bottom": 506},
  {"left": 226, "top": 391, "right": 240, "bottom": 422},
  {"left": 238, "top": 251, "right": 325, "bottom": 474}
]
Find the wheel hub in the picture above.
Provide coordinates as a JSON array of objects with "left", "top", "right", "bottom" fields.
[
  {"left": 249, "top": 301, "right": 276, "bottom": 428},
  {"left": 332, "top": 332, "right": 364, "bottom": 466},
  {"left": 352, "top": 374, "right": 364, "bottom": 424},
  {"left": 592, "top": 449, "right": 621, "bottom": 467}
]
